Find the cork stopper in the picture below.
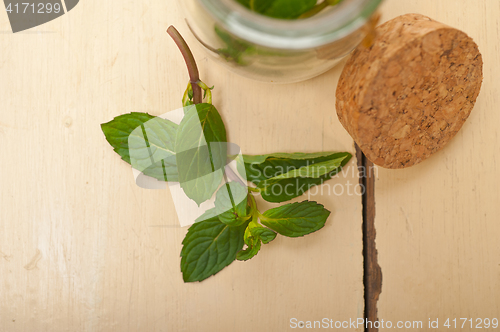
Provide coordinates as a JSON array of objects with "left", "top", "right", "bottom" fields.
[{"left": 336, "top": 14, "right": 483, "bottom": 169}]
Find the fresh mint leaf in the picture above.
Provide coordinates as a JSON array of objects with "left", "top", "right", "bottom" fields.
[
  {"left": 236, "top": 238, "right": 261, "bottom": 261},
  {"left": 257, "top": 155, "right": 347, "bottom": 190},
  {"left": 215, "top": 182, "right": 251, "bottom": 226},
  {"left": 235, "top": 0, "right": 339, "bottom": 19},
  {"left": 249, "top": 0, "right": 274, "bottom": 13},
  {"left": 298, "top": 0, "right": 342, "bottom": 19},
  {"left": 250, "top": 227, "right": 277, "bottom": 244},
  {"left": 175, "top": 103, "right": 227, "bottom": 206},
  {"left": 241, "top": 151, "right": 346, "bottom": 166},
  {"left": 237, "top": 223, "right": 261, "bottom": 261},
  {"left": 195, "top": 207, "right": 218, "bottom": 223},
  {"left": 215, "top": 26, "right": 255, "bottom": 65},
  {"left": 181, "top": 215, "right": 247, "bottom": 282},
  {"left": 128, "top": 117, "right": 178, "bottom": 181},
  {"left": 236, "top": 223, "right": 276, "bottom": 261},
  {"left": 240, "top": 152, "right": 352, "bottom": 203},
  {"left": 243, "top": 223, "right": 256, "bottom": 246},
  {"left": 260, "top": 201, "right": 330, "bottom": 237},
  {"left": 235, "top": 0, "right": 250, "bottom": 8},
  {"left": 101, "top": 112, "right": 155, "bottom": 164},
  {"left": 101, "top": 112, "right": 179, "bottom": 181},
  {"left": 263, "top": 0, "right": 316, "bottom": 19}
]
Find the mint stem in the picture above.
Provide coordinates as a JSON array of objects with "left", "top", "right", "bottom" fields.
[
  {"left": 225, "top": 165, "right": 246, "bottom": 188},
  {"left": 167, "top": 26, "right": 202, "bottom": 104}
]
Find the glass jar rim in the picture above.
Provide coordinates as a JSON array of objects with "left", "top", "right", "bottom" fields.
[{"left": 195, "top": 0, "right": 383, "bottom": 50}]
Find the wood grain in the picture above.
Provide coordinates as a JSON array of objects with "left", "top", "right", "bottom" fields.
[
  {"left": 375, "top": 0, "right": 500, "bottom": 329},
  {"left": 0, "top": 1, "right": 363, "bottom": 331}
]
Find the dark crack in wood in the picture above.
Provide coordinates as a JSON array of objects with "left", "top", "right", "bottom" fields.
[{"left": 356, "top": 144, "right": 382, "bottom": 332}]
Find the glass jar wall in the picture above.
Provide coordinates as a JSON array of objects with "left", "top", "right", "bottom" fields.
[{"left": 182, "top": 0, "right": 383, "bottom": 83}]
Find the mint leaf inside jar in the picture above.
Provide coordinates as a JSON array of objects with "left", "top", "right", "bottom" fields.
[{"left": 235, "top": 0, "right": 343, "bottom": 19}]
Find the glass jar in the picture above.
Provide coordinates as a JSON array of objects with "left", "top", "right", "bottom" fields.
[{"left": 182, "top": 0, "right": 383, "bottom": 83}]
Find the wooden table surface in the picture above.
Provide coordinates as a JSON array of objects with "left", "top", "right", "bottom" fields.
[{"left": 0, "top": 0, "right": 498, "bottom": 331}]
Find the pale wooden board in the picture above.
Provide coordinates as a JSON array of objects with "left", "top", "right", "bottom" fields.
[
  {"left": 0, "top": 0, "right": 363, "bottom": 331},
  {"left": 376, "top": 0, "right": 500, "bottom": 329}
]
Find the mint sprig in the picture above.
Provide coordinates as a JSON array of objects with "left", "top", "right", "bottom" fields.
[{"left": 100, "top": 26, "right": 352, "bottom": 282}]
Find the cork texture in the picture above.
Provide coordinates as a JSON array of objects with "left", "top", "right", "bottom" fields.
[{"left": 336, "top": 14, "right": 483, "bottom": 169}]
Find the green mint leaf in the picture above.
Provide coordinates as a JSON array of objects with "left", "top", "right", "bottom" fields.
[
  {"left": 250, "top": 227, "right": 277, "bottom": 244},
  {"left": 242, "top": 151, "right": 346, "bottom": 166},
  {"left": 101, "top": 112, "right": 179, "bottom": 181},
  {"left": 260, "top": 201, "right": 330, "bottom": 237},
  {"left": 257, "top": 156, "right": 347, "bottom": 190},
  {"left": 237, "top": 223, "right": 262, "bottom": 261},
  {"left": 236, "top": 223, "right": 276, "bottom": 261},
  {"left": 101, "top": 112, "right": 155, "bottom": 164},
  {"left": 235, "top": 0, "right": 335, "bottom": 19},
  {"left": 298, "top": 0, "right": 342, "bottom": 19},
  {"left": 241, "top": 152, "right": 352, "bottom": 203},
  {"left": 235, "top": 0, "right": 250, "bottom": 7},
  {"left": 215, "top": 26, "right": 255, "bottom": 65},
  {"left": 181, "top": 216, "right": 247, "bottom": 282},
  {"left": 249, "top": 0, "right": 274, "bottom": 13},
  {"left": 215, "top": 182, "right": 251, "bottom": 226},
  {"left": 128, "top": 117, "right": 178, "bottom": 181},
  {"left": 263, "top": 178, "right": 324, "bottom": 203},
  {"left": 236, "top": 238, "right": 261, "bottom": 261},
  {"left": 195, "top": 207, "right": 218, "bottom": 223},
  {"left": 175, "top": 103, "right": 227, "bottom": 206},
  {"left": 243, "top": 222, "right": 257, "bottom": 246},
  {"left": 263, "top": 0, "right": 316, "bottom": 19}
]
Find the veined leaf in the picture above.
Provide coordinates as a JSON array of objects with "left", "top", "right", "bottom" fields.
[
  {"left": 101, "top": 112, "right": 155, "bottom": 164},
  {"left": 242, "top": 151, "right": 341, "bottom": 165},
  {"left": 181, "top": 214, "right": 247, "bottom": 282},
  {"left": 250, "top": 227, "right": 277, "bottom": 244},
  {"left": 101, "top": 112, "right": 179, "bottom": 181},
  {"left": 237, "top": 223, "right": 261, "bottom": 261},
  {"left": 257, "top": 156, "right": 347, "bottom": 190},
  {"left": 260, "top": 201, "right": 330, "bottom": 237},
  {"left": 195, "top": 208, "right": 218, "bottom": 223},
  {"left": 236, "top": 223, "right": 276, "bottom": 261},
  {"left": 236, "top": 238, "right": 261, "bottom": 261},
  {"left": 175, "top": 103, "right": 227, "bottom": 206},
  {"left": 215, "top": 182, "right": 251, "bottom": 226},
  {"left": 240, "top": 152, "right": 352, "bottom": 203}
]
